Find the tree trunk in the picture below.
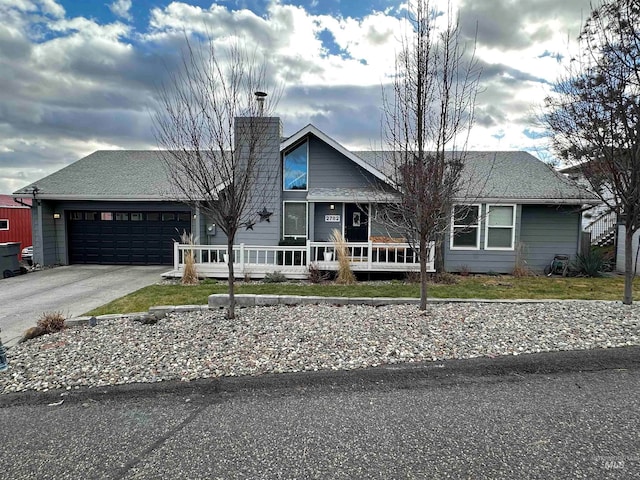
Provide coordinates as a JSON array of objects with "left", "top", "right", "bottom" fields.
[
  {"left": 434, "top": 234, "right": 445, "bottom": 272},
  {"left": 419, "top": 236, "right": 428, "bottom": 311},
  {"left": 227, "top": 239, "right": 236, "bottom": 318},
  {"left": 624, "top": 226, "right": 634, "bottom": 305}
]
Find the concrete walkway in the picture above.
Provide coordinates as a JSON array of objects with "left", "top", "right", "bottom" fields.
[{"left": 0, "top": 265, "right": 166, "bottom": 347}]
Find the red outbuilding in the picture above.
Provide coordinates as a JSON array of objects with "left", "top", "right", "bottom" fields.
[{"left": 0, "top": 194, "right": 32, "bottom": 259}]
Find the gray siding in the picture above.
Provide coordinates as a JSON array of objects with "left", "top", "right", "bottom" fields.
[
  {"left": 520, "top": 205, "right": 580, "bottom": 273},
  {"left": 444, "top": 204, "right": 522, "bottom": 274},
  {"left": 308, "top": 136, "right": 382, "bottom": 189},
  {"left": 234, "top": 117, "right": 282, "bottom": 246},
  {"left": 314, "top": 202, "right": 343, "bottom": 241},
  {"left": 615, "top": 225, "right": 639, "bottom": 274}
]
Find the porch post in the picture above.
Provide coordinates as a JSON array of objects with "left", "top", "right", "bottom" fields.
[
  {"left": 308, "top": 202, "right": 315, "bottom": 241},
  {"left": 193, "top": 204, "right": 202, "bottom": 262},
  {"left": 240, "top": 243, "right": 245, "bottom": 274},
  {"left": 306, "top": 239, "right": 311, "bottom": 267},
  {"left": 173, "top": 242, "right": 179, "bottom": 271}
]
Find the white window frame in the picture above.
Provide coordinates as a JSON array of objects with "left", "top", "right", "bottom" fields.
[
  {"left": 283, "top": 141, "right": 309, "bottom": 192},
  {"left": 450, "top": 204, "right": 481, "bottom": 250},
  {"left": 0, "top": 219, "right": 8, "bottom": 230},
  {"left": 484, "top": 204, "right": 516, "bottom": 251},
  {"left": 282, "top": 201, "right": 308, "bottom": 238}
]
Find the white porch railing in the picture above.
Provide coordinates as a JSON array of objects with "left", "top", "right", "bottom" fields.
[{"left": 173, "top": 241, "right": 435, "bottom": 279}]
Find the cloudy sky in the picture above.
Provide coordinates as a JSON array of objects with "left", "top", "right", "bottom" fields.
[{"left": 0, "top": 0, "right": 593, "bottom": 195}]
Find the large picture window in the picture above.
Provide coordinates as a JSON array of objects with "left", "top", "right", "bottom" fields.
[
  {"left": 485, "top": 205, "right": 515, "bottom": 250},
  {"left": 451, "top": 204, "right": 480, "bottom": 249},
  {"left": 283, "top": 142, "right": 308, "bottom": 190},
  {"left": 283, "top": 202, "right": 307, "bottom": 238}
]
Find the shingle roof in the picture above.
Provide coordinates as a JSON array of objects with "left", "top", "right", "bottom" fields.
[
  {"left": 13, "top": 151, "right": 174, "bottom": 200},
  {"left": 353, "top": 150, "right": 598, "bottom": 203},
  {"left": 12, "top": 141, "right": 598, "bottom": 205}
]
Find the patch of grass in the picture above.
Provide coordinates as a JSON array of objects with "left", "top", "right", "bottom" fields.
[{"left": 85, "top": 274, "right": 640, "bottom": 316}]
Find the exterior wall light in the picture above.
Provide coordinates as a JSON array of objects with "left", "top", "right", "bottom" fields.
[{"left": 53, "top": 213, "right": 61, "bottom": 219}]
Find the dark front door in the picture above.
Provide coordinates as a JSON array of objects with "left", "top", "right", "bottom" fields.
[{"left": 344, "top": 204, "right": 368, "bottom": 242}]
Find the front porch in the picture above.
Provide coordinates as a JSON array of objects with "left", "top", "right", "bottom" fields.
[{"left": 167, "top": 241, "right": 435, "bottom": 279}]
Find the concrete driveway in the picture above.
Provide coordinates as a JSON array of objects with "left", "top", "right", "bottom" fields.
[{"left": 0, "top": 265, "right": 167, "bottom": 347}]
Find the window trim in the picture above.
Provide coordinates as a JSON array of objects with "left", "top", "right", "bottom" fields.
[
  {"left": 484, "top": 204, "right": 516, "bottom": 251},
  {"left": 450, "top": 204, "right": 481, "bottom": 250},
  {"left": 283, "top": 141, "right": 309, "bottom": 192},
  {"left": 0, "top": 219, "right": 8, "bottom": 231},
  {"left": 282, "top": 201, "right": 308, "bottom": 238}
]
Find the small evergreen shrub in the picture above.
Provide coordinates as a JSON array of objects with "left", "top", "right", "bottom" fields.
[
  {"left": 263, "top": 271, "right": 287, "bottom": 283},
  {"left": 571, "top": 250, "right": 605, "bottom": 277}
]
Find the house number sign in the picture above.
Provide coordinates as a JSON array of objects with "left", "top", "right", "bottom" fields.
[{"left": 325, "top": 214, "right": 341, "bottom": 223}]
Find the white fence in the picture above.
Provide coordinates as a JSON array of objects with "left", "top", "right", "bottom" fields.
[{"left": 173, "top": 241, "right": 435, "bottom": 279}]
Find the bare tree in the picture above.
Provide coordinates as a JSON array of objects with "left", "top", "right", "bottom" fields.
[
  {"left": 153, "top": 37, "right": 281, "bottom": 318},
  {"left": 544, "top": 0, "right": 640, "bottom": 304},
  {"left": 376, "top": 0, "right": 481, "bottom": 310}
]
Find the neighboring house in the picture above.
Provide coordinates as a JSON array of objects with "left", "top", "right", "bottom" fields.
[
  {"left": 559, "top": 163, "right": 638, "bottom": 274},
  {"left": 0, "top": 194, "right": 32, "bottom": 260},
  {"left": 13, "top": 117, "right": 598, "bottom": 277},
  {"left": 559, "top": 164, "right": 617, "bottom": 247}
]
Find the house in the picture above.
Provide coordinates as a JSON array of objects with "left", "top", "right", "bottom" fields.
[
  {"left": 0, "top": 194, "right": 32, "bottom": 260},
  {"left": 13, "top": 117, "right": 598, "bottom": 277},
  {"left": 559, "top": 163, "right": 638, "bottom": 274}
]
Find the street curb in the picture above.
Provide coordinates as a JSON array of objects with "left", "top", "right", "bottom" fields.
[{"left": 1, "top": 346, "right": 639, "bottom": 407}]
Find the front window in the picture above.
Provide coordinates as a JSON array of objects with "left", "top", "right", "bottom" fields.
[
  {"left": 451, "top": 205, "right": 480, "bottom": 249},
  {"left": 283, "top": 202, "right": 307, "bottom": 238},
  {"left": 0, "top": 219, "right": 7, "bottom": 230},
  {"left": 485, "top": 205, "right": 515, "bottom": 250},
  {"left": 283, "top": 142, "right": 308, "bottom": 190}
]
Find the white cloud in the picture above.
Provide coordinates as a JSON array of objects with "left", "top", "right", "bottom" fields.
[
  {"left": 109, "top": 0, "right": 132, "bottom": 21},
  {"left": 0, "top": 0, "right": 603, "bottom": 194}
]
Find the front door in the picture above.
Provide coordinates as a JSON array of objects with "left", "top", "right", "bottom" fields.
[{"left": 344, "top": 204, "right": 369, "bottom": 242}]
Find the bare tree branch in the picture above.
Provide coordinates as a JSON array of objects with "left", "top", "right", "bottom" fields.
[
  {"left": 543, "top": 0, "right": 640, "bottom": 304},
  {"left": 376, "top": 0, "right": 482, "bottom": 310},
  {"left": 152, "top": 35, "right": 283, "bottom": 318}
]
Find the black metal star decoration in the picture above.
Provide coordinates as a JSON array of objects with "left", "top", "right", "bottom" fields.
[
  {"left": 257, "top": 207, "right": 273, "bottom": 222},
  {"left": 243, "top": 220, "right": 256, "bottom": 231}
]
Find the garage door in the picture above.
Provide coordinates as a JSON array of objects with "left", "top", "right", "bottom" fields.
[{"left": 68, "top": 210, "right": 191, "bottom": 265}]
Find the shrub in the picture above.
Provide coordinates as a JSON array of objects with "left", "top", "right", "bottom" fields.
[
  {"left": 307, "top": 262, "right": 330, "bottom": 284},
  {"left": 330, "top": 229, "right": 356, "bottom": 285},
  {"left": 429, "top": 272, "right": 459, "bottom": 285},
  {"left": 571, "top": 249, "right": 605, "bottom": 277},
  {"left": 37, "top": 311, "right": 66, "bottom": 334},
  {"left": 180, "top": 230, "right": 199, "bottom": 285},
  {"left": 263, "top": 271, "right": 287, "bottom": 283},
  {"left": 512, "top": 242, "right": 532, "bottom": 277},
  {"left": 405, "top": 271, "right": 421, "bottom": 284}
]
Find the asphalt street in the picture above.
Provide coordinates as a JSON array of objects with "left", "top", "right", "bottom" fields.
[
  {"left": 0, "top": 265, "right": 166, "bottom": 346},
  {"left": 0, "top": 347, "right": 638, "bottom": 479}
]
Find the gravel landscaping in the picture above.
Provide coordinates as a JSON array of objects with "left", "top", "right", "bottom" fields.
[{"left": 1, "top": 301, "right": 639, "bottom": 394}]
